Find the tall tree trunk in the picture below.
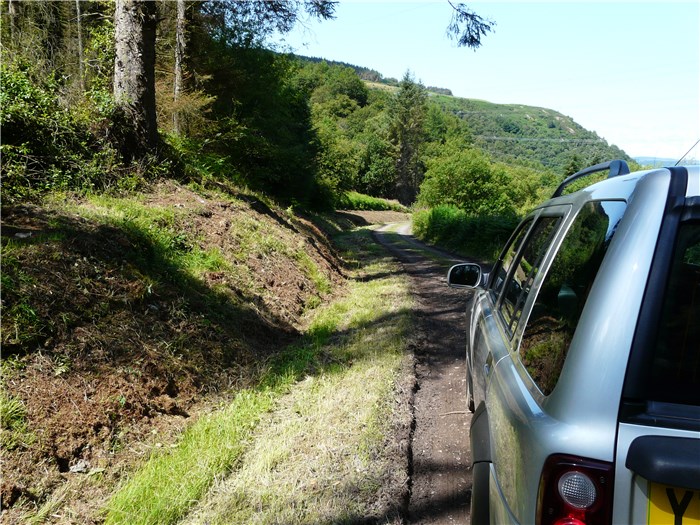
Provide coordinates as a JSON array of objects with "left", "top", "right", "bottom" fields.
[
  {"left": 391, "top": 74, "right": 427, "bottom": 205},
  {"left": 113, "top": 0, "right": 158, "bottom": 156},
  {"left": 7, "top": 0, "right": 18, "bottom": 42},
  {"left": 173, "top": 0, "right": 186, "bottom": 135},
  {"left": 75, "top": 0, "right": 84, "bottom": 92}
]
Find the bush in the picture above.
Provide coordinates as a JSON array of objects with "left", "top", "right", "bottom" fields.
[
  {"left": 0, "top": 64, "right": 127, "bottom": 202},
  {"left": 412, "top": 205, "right": 518, "bottom": 262},
  {"left": 418, "top": 145, "right": 514, "bottom": 216}
]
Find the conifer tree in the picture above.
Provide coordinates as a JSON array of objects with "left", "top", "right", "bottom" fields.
[
  {"left": 113, "top": 0, "right": 158, "bottom": 156},
  {"left": 390, "top": 72, "right": 428, "bottom": 205}
]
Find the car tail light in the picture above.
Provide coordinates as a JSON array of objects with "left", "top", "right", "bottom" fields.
[{"left": 537, "top": 454, "right": 614, "bottom": 525}]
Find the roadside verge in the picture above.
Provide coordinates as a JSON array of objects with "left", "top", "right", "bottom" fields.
[{"left": 106, "top": 226, "right": 417, "bottom": 524}]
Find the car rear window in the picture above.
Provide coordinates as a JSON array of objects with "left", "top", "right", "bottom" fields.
[{"left": 647, "top": 221, "right": 700, "bottom": 406}]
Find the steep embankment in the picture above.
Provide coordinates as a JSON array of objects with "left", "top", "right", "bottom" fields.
[{"left": 0, "top": 182, "right": 345, "bottom": 517}]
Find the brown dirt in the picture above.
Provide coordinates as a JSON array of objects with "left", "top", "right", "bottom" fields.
[
  {"left": 372, "top": 221, "right": 475, "bottom": 525},
  {"left": 0, "top": 182, "right": 344, "bottom": 522}
]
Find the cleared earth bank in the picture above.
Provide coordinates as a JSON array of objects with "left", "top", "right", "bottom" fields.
[{"left": 2, "top": 185, "right": 419, "bottom": 524}]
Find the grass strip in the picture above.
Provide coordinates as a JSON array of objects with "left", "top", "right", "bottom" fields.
[
  {"left": 183, "top": 249, "right": 412, "bottom": 524},
  {"left": 337, "top": 191, "right": 408, "bottom": 212}
]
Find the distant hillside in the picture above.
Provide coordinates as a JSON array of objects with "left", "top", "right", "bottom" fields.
[
  {"left": 433, "top": 96, "right": 631, "bottom": 171},
  {"left": 634, "top": 156, "right": 700, "bottom": 167},
  {"left": 295, "top": 55, "right": 453, "bottom": 96},
  {"left": 294, "top": 53, "right": 631, "bottom": 173}
]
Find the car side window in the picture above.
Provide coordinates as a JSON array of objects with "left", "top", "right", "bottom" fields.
[
  {"left": 500, "top": 217, "right": 561, "bottom": 335},
  {"left": 490, "top": 219, "right": 534, "bottom": 301},
  {"left": 519, "top": 201, "right": 627, "bottom": 395}
]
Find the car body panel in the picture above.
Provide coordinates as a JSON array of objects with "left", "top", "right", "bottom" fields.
[
  {"left": 461, "top": 164, "right": 700, "bottom": 525},
  {"left": 543, "top": 169, "right": 671, "bottom": 425},
  {"left": 614, "top": 423, "right": 700, "bottom": 524}
]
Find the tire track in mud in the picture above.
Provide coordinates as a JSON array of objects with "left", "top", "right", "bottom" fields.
[{"left": 373, "top": 223, "right": 475, "bottom": 525}]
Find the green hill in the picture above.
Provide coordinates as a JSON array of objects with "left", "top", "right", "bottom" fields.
[
  {"left": 432, "top": 95, "right": 631, "bottom": 171},
  {"left": 296, "top": 55, "right": 631, "bottom": 173}
]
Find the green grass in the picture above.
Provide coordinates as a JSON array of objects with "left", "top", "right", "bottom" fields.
[
  {"left": 337, "top": 191, "right": 408, "bottom": 212},
  {"left": 1, "top": 240, "right": 46, "bottom": 347},
  {"left": 72, "top": 194, "right": 255, "bottom": 294},
  {"left": 0, "top": 391, "right": 31, "bottom": 450},
  {"left": 104, "top": 390, "right": 277, "bottom": 525},
  {"left": 104, "top": 227, "right": 412, "bottom": 524},
  {"left": 0, "top": 358, "right": 34, "bottom": 451}
]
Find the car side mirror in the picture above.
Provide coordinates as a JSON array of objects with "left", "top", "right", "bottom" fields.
[{"left": 447, "top": 263, "right": 482, "bottom": 288}]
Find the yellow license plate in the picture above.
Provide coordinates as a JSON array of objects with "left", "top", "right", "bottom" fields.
[{"left": 649, "top": 482, "right": 700, "bottom": 524}]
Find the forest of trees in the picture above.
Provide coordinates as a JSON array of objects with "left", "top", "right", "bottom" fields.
[{"left": 1, "top": 0, "right": 631, "bottom": 216}]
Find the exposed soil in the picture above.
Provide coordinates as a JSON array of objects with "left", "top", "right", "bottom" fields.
[
  {"left": 0, "top": 182, "right": 345, "bottom": 522},
  {"left": 372, "top": 221, "right": 475, "bottom": 525}
]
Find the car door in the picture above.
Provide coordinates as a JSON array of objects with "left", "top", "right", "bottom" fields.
[
  {"left": 468, "top": 216, "right": 536, "bottom": 409},
  {"left": 484, "top": 208, "right": 566, "bottom": 523}
]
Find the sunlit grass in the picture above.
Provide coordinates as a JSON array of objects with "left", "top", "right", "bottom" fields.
[
  {"left": 66, "top": 194, "right": 254, "bottom": 294},
  {"left": 337, "top": 191, "right": 408, "bottom": 212},
  {"left": 104, "top": 390, "right": 276, "bottom": 525},
  {"left": 412, "top": 205, "right": 518, "bottom": 262},
  {"left": 183, "top": 249, "right": 412, "bottom": 524}
]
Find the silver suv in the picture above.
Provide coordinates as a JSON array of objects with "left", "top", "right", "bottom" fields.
[{"left": 447, "top": 161, "right": 700, "bottom": 525}]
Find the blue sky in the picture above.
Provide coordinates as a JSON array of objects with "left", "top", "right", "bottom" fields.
[{"left": 274, "top": 1, "right": 700, "bottom": 162}]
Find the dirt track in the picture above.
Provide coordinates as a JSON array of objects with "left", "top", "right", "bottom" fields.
[{"left": 372, "top": 222, "right": 475, "bottom": 525}]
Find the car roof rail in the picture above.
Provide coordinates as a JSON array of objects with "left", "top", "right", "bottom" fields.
[{"left": 552, "top": 159, "right": 631, "bottom": 198}]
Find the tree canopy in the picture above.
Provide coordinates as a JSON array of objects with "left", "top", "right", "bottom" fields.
[{"left": 1, "top": 1, "right": 633, "bottom": 211}]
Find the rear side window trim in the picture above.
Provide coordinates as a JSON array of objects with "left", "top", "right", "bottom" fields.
[
  {"left": 622, "top": 167, "right": 700, "bottom": 425},
  {"left": 488, "top": 206, "right": 571, "bottom": 303},
  {"left": 498, "top": 216, "right": 562, "bottom": 338},
  {"left": 487, "top": 216, "right": 537, "bottom": 296}
]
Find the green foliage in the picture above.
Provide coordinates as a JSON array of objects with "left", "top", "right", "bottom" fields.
[
  {"left": 352, "top": 99, "right": 398, "bottom": 198},
  {"left": 418, "top": 145, "right": 512, "bottom": 215},
  {"left": 294, "top": 60, "right": 375, "bottom": 204},
  {"left": 389, "top": 72, "right": 429, "bottom": 205},
  {"left": 0, "top": 62, "right": 153, "bottom": 202},
  {"left": 413, "top": 205, "right": 518, "bottom": 262},
  {"left": 186, "top": 43, "right": 319, "bottom": 205},
  {"left": 0, "top": 358, "right": 34, "bottom": 451},
  {"left": 0, "top": 0, "right": 634, "bottom": 213},
  {"left": 304, "top": 62, "right": 370, "bottom": 108},
  {"left": 312, "top": 111, "right": 361, "bottom": 198},
  {"left": 76, "top": 2, "right": 116, "bottom": 97},
  {"left": 0, "top": 64, "right": 85, "bottom": 199},
  {"left": 493, "top": 162, "right": 559, "bottom": 214}
]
